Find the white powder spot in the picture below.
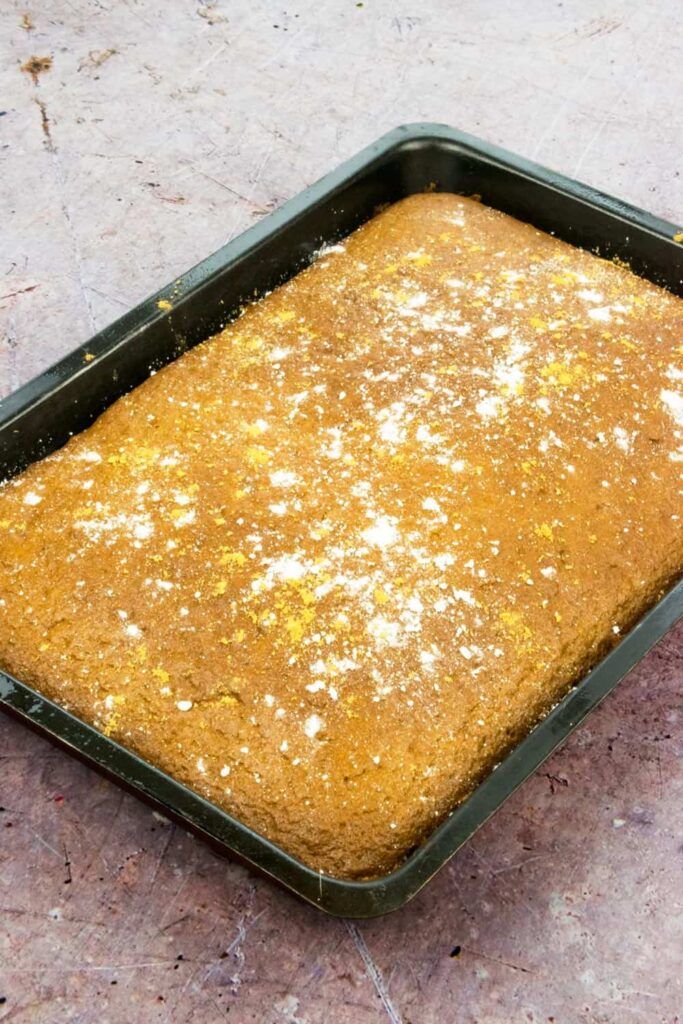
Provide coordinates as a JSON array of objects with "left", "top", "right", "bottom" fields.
[
  {"left": 488, "top": 324, "right": 509, "bottom": 339},
  {"left": 665, "top": 365, "right": 683, "bottom": 383},
  {"left": 422, "top": 497, "right": 441, "bottom": 513},
  {"left": 24, "top": 491, "right": 42, "bottom": 506},
  {"left": 540, "top": 566, "right": 557, "bottom": 579},
  {"left": 459, "top": 645, "right": 473, "bottom": 660},
  {"left": 125, "top": 623, "right": 142, "bottom": 638},
  {"left": 613, "top": 426, "right": 632, "bottom": 453},
  {"left": 220, "top": 765, "right": 231, "bottom": 777},
  {"left": 269, "top": 347, "right": 291, "bottom": 362},
  {"left": 303, "top": 714, "right": 323, "bottom": 739},
  {"left": 493, "top": 360, "right": 524, "bottom": 395},
  {"left": 77, "top": 450, "right": 102, "bottom": 463},
  {"left": 362, "top": 516, "right": 398, "bottom": 549},
  {"left": 176, "top": 700, "right": 193, "bottom": 711},
  {"left": 322, "top": 427, "right": 343, "bottom": 459},
  {"left": 475, "top": 395, "right": 503, "bottom": 420},
  {"left": 134, "top": 522, "right": 154, "bottom": 540},
  {"left": 377, "top": 403, "right": 407, "bottom": 445},
  {"left": 104, "top": 695, "right": 115, "bottom": 710},
  {"left": 453, "top": 589, "right": 476, "bottom": 606},
  {"left": 378, "top": 419, "right": 403, "bottom": 444},
  {"left": 306, "top": 680, "right": 326, "bottom": 693},
  {"left": 416, "top": 424, "right": 443, "bottom": 445},
  {"left": 264, "top": 694, "right": 275, "bottom": 707},
  {"left": 330, "top": 656, "right": 357, "bottom": 674},
  {"left": 661, "top": 389, "right": 683, "bottom": 426},
  {"left": 279, "top": 740, "right": 288, "bottom": 753},
  {"left": 172, "top": 509, "right": 196, "bottom": 528},
  {"left": 136, "top": 481, "right": 150, "bottom": 496},
  {"left": 577, "top": 289, "right": 603, "bottom": 303},
  {"left": 434, "top": 552, "right": 454, "bottom": 571},
  {"left": 270, "top": 470, "right": 299, "bottom": 488},
  {"left": 266, "top": 555, "right": 308, "bottom": 582},
  {"left": 196, "top": 757, "right": 207, "bottom": 774},
  {"left": 269, "top": 503, "right": 288, "bottom": 516},
  {"left": 367, "top": 615, "right": 401, "bottom": 647},
  {"left": 315, "top": 241, "right": 346, "bottom": 258},
  {"left": 588, "top": 306, "right": 612, "bottom": 323}
]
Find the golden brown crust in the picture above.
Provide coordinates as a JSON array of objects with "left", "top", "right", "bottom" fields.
[{"left": 0, "top": 193, "right": 681, "bottom": 878}]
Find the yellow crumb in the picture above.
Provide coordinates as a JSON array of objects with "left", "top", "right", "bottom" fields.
[
  {"left": 244, "top": 421, "right": 267, "bottom": 438},
  {"left": 245, "top": 446, "right": 271, "bottom": 466},
  {"left": 219, "top": 549, "right": 246, "bottom": 567},
  {"left": 534, "top": 523, "right": 554, "bottom": 541}
]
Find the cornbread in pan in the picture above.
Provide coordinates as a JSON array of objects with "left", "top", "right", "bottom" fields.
[{"left": 1, "top": 193, "right": 682, "bottom": 879}]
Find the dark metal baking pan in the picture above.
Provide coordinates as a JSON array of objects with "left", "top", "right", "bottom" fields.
[{"left": 1, "top": 124, "right": 682, "bottom": 917}]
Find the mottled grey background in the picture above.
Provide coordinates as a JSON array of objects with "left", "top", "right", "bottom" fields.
[{"left": 1, "top": 2, "right": 682, "bottom": 1022}]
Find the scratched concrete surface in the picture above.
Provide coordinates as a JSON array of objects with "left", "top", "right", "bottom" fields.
[{"left": 1, "top": 1, "right": 682, "bottom": 1021}]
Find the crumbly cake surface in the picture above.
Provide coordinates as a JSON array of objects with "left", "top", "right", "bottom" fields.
[{"left": 0, "top": 194, "right": 681, "bottom": 879}]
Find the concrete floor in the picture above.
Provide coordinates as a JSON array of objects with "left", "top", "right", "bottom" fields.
[{"left": 1, "top": 1, "right": 683, "bottom": 1021}]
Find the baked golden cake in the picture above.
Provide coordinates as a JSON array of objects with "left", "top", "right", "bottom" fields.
[{"left": 1, "top": 194, "right": 681, "bottom": 879}]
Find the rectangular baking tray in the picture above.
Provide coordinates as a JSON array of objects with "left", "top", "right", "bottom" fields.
[{"left": 1, "top": 124, "right": 682, "bottom": 918}]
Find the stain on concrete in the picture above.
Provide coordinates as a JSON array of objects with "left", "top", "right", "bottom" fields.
[{"left": 20, "top": 53, "right": 52, "bottom": 83}]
